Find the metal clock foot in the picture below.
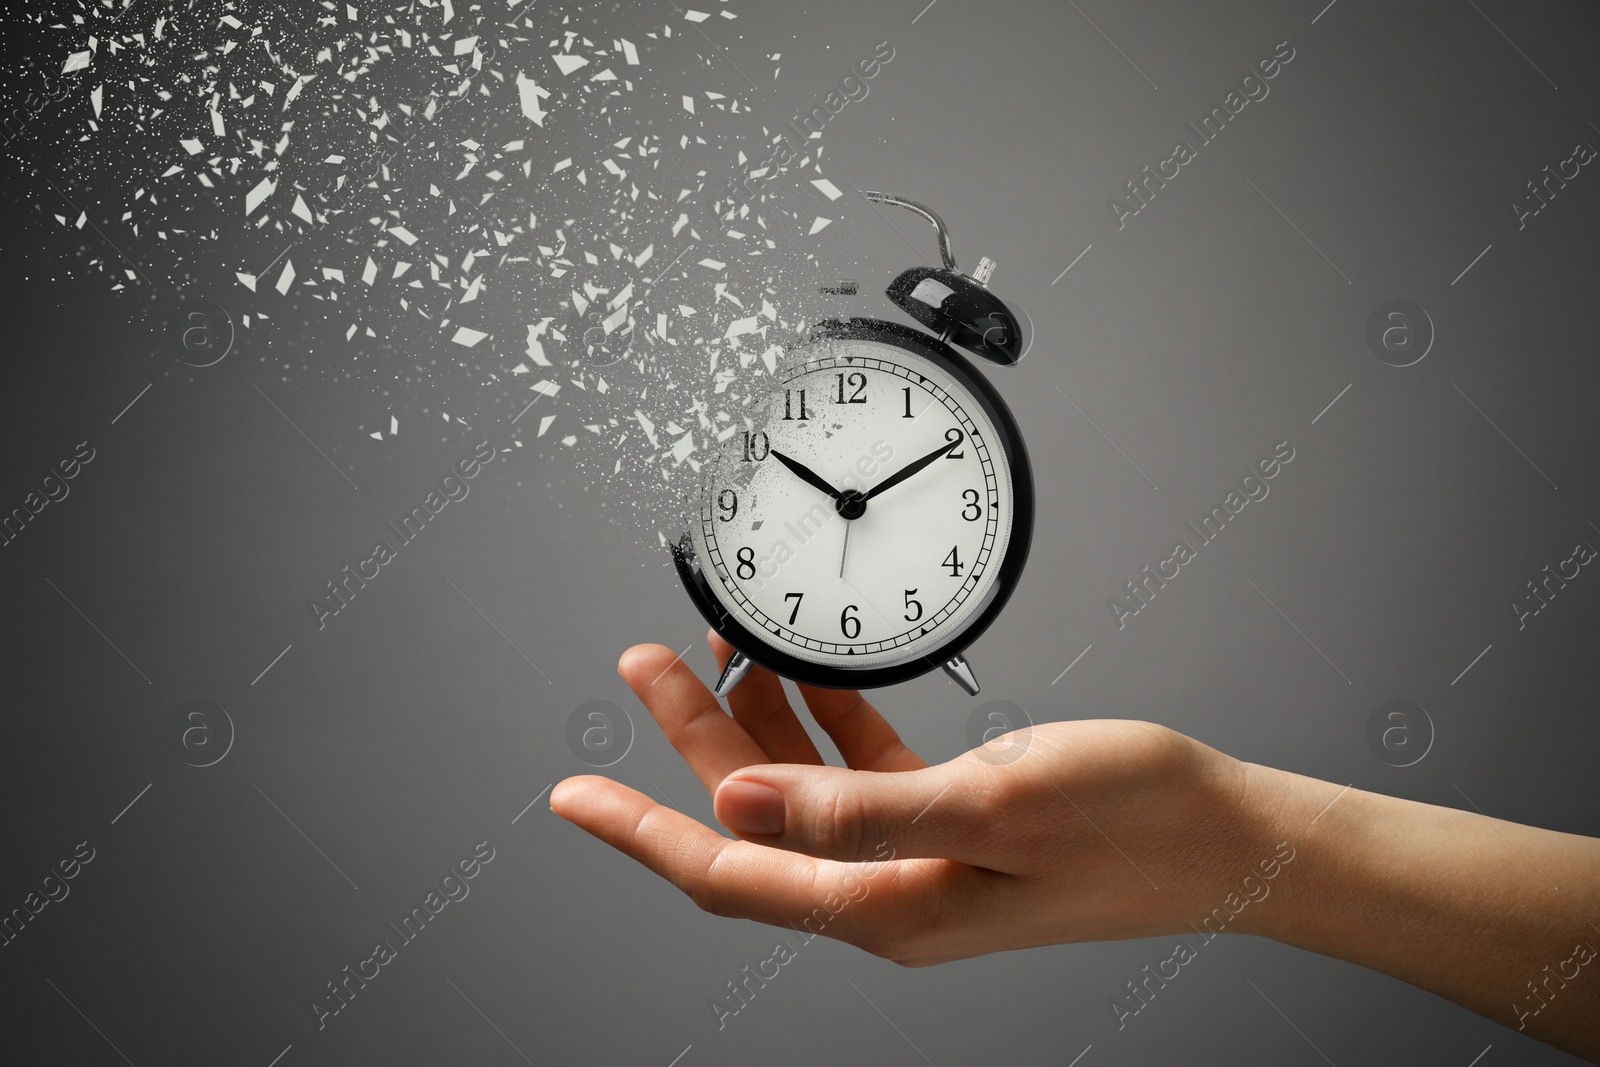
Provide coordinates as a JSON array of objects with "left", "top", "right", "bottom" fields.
[
  {"left": 942, "top": 654, "right": 980, "bottom": 696},
  {"left": 713, "top": 650, "right": 754, "bottom": 698}
]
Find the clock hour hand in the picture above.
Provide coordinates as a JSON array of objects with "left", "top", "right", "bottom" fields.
[
  {"left": 768, "top": 449, "right": 844, "bottom": 501},
  {"left": 862, "top": 438, "right": 960, "bottom": 502}
]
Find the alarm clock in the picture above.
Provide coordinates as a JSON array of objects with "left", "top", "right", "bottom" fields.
[{"left": 672, "top": 191, "right": 1034, "bottom": 697}]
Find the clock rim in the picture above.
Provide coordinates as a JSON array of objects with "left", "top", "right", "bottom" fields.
[{"left": 672, "top": 316, "right": 1035, "bottom": 691}]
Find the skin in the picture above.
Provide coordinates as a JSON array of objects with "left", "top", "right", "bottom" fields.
[{"left": 552, "top": 632, "right": 1600, "bottom": 1061}]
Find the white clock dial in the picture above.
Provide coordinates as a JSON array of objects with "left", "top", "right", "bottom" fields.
[{"left": 691, "top": 335, "right": 1016, "bottom": 670}]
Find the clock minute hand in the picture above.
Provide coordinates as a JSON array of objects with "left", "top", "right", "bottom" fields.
[
  {"left": 768, "top": 449, "right": 844, "bottom": 501},
  {"left": 862, "top": 439, "right": 959, "bottom": 502}
]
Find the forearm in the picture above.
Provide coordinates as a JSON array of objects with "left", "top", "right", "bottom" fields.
[{"left": 1232, "top": 764, "right": 1600, "bottom": 1060}]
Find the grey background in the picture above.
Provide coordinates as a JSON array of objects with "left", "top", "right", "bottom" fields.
[{"left": 3, "top": 0, "right": 1599, "bottom": 1064}]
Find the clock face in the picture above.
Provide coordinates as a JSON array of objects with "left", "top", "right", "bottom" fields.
[{"left": 688, "top": 327, "right": 1027, "bottom": 679}]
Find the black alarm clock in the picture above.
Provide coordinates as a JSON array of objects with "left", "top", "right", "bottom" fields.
[{"left": 673, "top": 191, "right": 1034, "bottom": 697}]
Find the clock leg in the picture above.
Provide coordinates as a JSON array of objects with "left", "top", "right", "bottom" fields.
[
  {"left": 942, "top": 654, "right": 980, "bottom": 696},
  {"left": 712, "top": 650, "right": 754, "bottom": 698}
]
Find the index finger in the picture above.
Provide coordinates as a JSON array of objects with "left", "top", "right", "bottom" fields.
[
  {"left": 620, "top": 643, "right": 769, "bottom": 794},
  {"left": 552, "top": 775, "right": 838, "bottom": 925}
]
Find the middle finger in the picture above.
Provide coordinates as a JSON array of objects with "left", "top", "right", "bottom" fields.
[{"left": 709, "top": 630, "right": 825, "bottom": 766}]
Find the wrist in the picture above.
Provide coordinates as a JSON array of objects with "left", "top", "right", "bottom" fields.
[
  {"left": 1170, "top": 754, "right": 1314, "bottom": 943},
  {"left": 1220, "top": 762, "right": 1600, "bottom": 1050},
  {"left": 1215, "top": 761, "right": 1361, "bottom": 943}
]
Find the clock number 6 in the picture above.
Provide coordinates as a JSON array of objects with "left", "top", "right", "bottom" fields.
[{"left": 840, "top": 604, "right": 861, "bottom": 639}]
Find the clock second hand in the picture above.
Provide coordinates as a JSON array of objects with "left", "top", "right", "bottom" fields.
[{"left": 839, "top": 520, "right": 850, "bottom": 579}]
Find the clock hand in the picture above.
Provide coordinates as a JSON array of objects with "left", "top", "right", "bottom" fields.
[
  {"left": 862, "top": 438, "right": 960, "bottom": 502},
  {"left": 768, "top": 449, "right": 844, "bottom": 501}
]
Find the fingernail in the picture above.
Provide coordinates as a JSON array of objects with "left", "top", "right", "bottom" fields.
[{"left": 718, "top": 780, "right": 786, "bottom": 835}]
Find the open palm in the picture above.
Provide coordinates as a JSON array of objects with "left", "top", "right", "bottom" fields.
[{"left": 552, "top": 631, "right": 1259, "bottom": 966}]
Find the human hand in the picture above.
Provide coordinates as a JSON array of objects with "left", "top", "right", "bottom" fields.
[{"left": 551, "top": 632, "right": 1262, "bottom": 966}]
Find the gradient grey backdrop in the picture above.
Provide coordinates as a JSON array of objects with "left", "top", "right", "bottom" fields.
[{"left": 3, "top": 0, "right": 1599, "bottom": 1064}]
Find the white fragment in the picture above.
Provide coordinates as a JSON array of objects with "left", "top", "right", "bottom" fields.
[
  {"left": 451, "top": 326, "right": 487, "bottom": 347},
  {"left": 525, "top": 325, "right": 552, "bottom": 365},
  {"left": 516, "top": 73, "right": 550, "bottom": 126},
  {"left": 811, "top": 178, "right": 843, "bottom": 200},
  {"left": 244, "top": 176, "right": 275, "bottom": 216},
  {"left": 275, "top": 258, "right": 296, "bottom": 294},
  {"left": 634, "top": 410, "right": 658, "bottom": 446}
]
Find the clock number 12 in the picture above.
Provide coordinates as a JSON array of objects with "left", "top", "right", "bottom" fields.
[{"left": 835, "top": 372, "right": 867, "bottom": 404}]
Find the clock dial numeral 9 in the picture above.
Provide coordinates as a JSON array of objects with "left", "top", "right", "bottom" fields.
[{"left": 718, "top": 489, "right": 738, "bottom": 522}]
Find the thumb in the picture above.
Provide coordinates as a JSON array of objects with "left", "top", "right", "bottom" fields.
[{"left": 713, "top": 762, "right": 992, "bottom": 864}]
